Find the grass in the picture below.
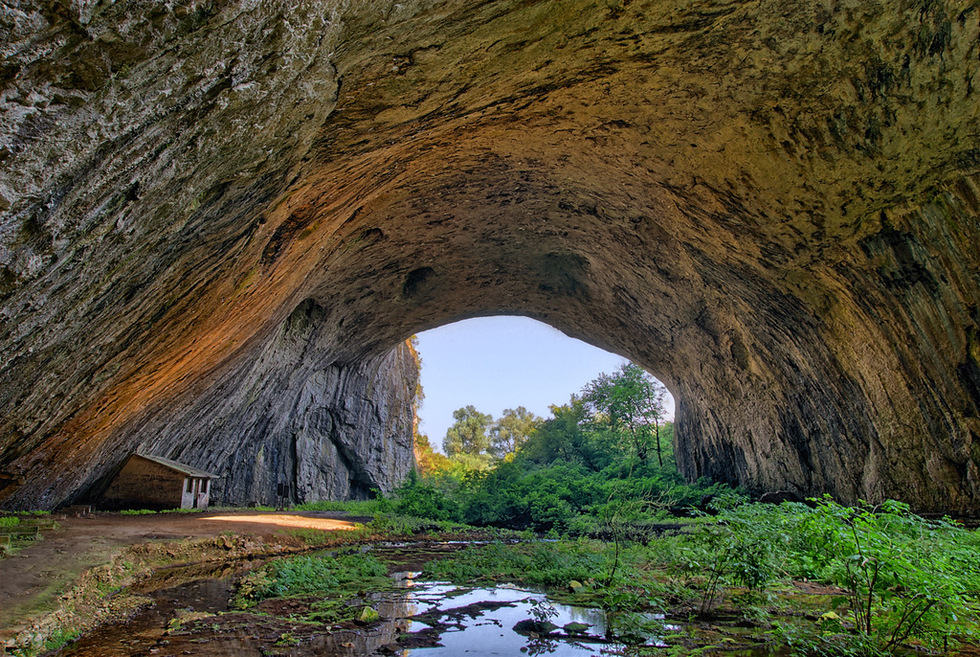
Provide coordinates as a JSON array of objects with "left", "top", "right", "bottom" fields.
[
  {"left": 292, "top": 499, "right": 387, "bottom": 515},
  {"left": 425, "top": 538, "right": 629, "bottom": 589},
  {"left": 232, "top": 551, "right": 390, "bottom": 609},
  {"left": 117, "top": 505, "right": 277, "bottom": 515},
  {"left": 111, "top": 501, "right": 383, "bottom": 516},
  {"left": 285, "top": 526, "right": 366, "bottom": 546},
  {"left": 40, "top": 628, "right": 81, "bottom": 654},
  {"left": 1, "top": 515, "right": 56, "bottom": 558},
  {"left": 4, "top": 528, "right": 336, "bottom": 656}
]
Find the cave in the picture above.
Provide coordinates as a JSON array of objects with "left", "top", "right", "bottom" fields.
[{"left": 0, "top": 0, "right": 978, "bottom": 512}]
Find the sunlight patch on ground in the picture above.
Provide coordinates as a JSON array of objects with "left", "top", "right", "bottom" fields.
[{"left": 204, "top": 514, "right": 359, "bottom": 531}]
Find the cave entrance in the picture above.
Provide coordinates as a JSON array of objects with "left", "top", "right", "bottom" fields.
[
  {"left": 412, "top": 314, "right": 679, "bottom": 477},
  {"left": 413, "top": 316, "right": 676, "bottom": 449}
]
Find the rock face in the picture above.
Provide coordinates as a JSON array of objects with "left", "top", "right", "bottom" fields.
[
  {"left": 87, "top": 301, "right": 420, "bottom": 506},
  {"left": 1, "top": 0, "right": 978, "bottom": 511}
]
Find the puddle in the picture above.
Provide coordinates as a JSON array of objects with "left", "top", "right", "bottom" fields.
[
  {"left": 391, "top": 579, "right": 671, "bottom": 656},
  {"left": 59, "top": 565, "right": 672, "bottom": 656},
  {"left": 60, "top": 576, "right": 236, "bottom": 657}
]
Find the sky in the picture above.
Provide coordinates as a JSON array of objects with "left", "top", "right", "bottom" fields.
[{"left": 414, "top": 316, "right": 675, "bottom": 449}]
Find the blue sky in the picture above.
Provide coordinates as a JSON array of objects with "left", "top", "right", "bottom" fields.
[{"left": 414, "top": 316, "right": 674, "bottom": 449}]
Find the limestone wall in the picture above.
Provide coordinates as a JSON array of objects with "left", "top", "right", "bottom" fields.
[{"left": 0, "top": 0, "right": 977, "bottom": 511}]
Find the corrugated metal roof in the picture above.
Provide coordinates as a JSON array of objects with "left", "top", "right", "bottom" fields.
[{"left": 133, "top": 453, "right": 219, "bottom": 479}]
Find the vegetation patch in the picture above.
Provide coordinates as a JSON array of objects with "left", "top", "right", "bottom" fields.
[
  {"left": 232, "top": 551, "right": 390, "bottom": 609},
  {"left": 292, "top": 499, "right": 386, "bottom": 515},
  {"left": 0, "top": 514, "right": 56, "bottom": 557},
  {"left": 425, "top": 539, "right": 630, "bottom": 589},
  {"left": 379, "top": 361, "right": 980, "bottom": 653},
  {"left": 419, "top": 499, "right": 980, "bottom": 655}
]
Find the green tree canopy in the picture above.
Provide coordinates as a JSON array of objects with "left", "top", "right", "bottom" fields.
[
  {"left": 414, "top": 432, "right": 452, "bottom": 474},
  {"left": 443, "top": 405, "right": 494, "bottom": 460},
  {"left": 490, "top": 406, "right": 543, "bottom": 458},
  {"left": 582, "top": 362, "right": 669, "bottom": 465},
  {"left": 519, "top": 399, "right": 589, "bottom": 465}
]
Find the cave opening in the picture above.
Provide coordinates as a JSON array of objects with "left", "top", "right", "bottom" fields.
[{"left": 412, "top": 315, "right": 677, "bottom": 450}]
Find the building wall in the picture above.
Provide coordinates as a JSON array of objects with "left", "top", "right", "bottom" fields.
[{"left": 100, "top": 456, "right": 185, "bottom": 510}]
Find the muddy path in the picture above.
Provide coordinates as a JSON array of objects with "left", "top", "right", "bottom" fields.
[{"left": 0, "top": 511, "right": 362, "bottom": 649}]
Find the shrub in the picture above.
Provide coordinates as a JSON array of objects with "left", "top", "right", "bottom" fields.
[
  {"left": 668, "top": 498, "right": 980, "bottom": 653},
  {"left": 393, "top": 478, "right": 462, "bottom": 521},
  {"left": 792, "top": 498, "right": 980, "bottom": 653}
]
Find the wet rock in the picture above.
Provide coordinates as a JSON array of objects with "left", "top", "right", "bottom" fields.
[
  {"left": 358, "top": 606, "right": 381, "bottom": 623},
  {"left": 513, "top": 619, "right": 558, "bottom": 635},
  {"left": 563, "top": 621, "right": 591, "bottom": 635}
]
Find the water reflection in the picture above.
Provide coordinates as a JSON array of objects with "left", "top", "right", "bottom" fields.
[
  {"left": 60, "top": 569, "right": 669, "bottom": 656},
  {"left": 391, "top": 576, "right": 668, "bottom": 656}
]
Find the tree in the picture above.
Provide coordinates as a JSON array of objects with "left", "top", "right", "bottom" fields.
[
  {"left": 414, "top": 432, "right": 452, "bottom": 474},
  {"left": 443, "top": 405, "right": 494, "bottom": 461},
  {"left": 582, "top": 362, "right": 669, "bottom": 466},
  {"left": 489, "top": 406, "right": 543, "bottom": 458},
  {"left": 518, "top": 398, "right": 592, "bottom": 466}
]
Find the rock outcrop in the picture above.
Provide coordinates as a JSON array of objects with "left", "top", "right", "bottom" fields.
[{"left": 1, "top": 0, "right": 978, "bottom": 511}]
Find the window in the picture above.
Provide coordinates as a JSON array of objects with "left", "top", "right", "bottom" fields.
[{"left": 186, "top": 478, "right": 193, "bottom": 493}]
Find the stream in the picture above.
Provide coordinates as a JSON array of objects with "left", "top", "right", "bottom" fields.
[{"left": 57, "top": 542, "right": 677, "bottom": 657}]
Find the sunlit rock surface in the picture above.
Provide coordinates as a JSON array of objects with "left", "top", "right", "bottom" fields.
[{"left": 1, "top": 0, "right": 978, "bottom": 511}]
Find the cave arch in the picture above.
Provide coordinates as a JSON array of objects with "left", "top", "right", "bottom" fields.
[{"left": 0, "top": 0, "right": 978, "bottom": 511}]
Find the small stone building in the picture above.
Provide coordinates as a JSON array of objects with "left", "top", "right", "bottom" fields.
[{"left": 101, "top": 454, "right": 217, "bottom": 510}]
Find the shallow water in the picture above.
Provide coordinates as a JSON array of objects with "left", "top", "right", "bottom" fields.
[
  {"left": 59, "top": 560, "right": 669, "bottom": 656},
  {"left": 388, "top": 578, "right": 668, "bottom": 656}
]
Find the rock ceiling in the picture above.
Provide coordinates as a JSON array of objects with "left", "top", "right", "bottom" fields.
[{"left": 0, "top": 0, "right": 978, "bottom": 510}]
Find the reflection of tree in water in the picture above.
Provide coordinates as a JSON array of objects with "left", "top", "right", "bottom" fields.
[
  {"left": 522, "top": 633, "right": 561, "bottom": 655},
  {"left": 516, "top": 600, "right": 585, "bottom": 656},
  {"left": 522, "top": 634, "right": 614, "bottom": 656}
]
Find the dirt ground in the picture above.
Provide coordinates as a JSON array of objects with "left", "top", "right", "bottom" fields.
[{"left": 0, "top": 510, "right": 360, "bottom": 640}]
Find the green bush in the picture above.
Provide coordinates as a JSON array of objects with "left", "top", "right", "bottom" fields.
[
  {"left": 662, "top": 498, "right": 980, "bottom": 653},
  {"left": 389, "top": 454, "right": 731, "bottom": 534},
  {"left": 392, "top": 473, "right": 462, "bottom": 521},
  {"left": 425, "top": 539, "right": 630, "bottom": 588},
  {"left": 292, "top": 499, "right": 389, "bottom": 515},
  {"left": 786, "top": 498, "right": 980, "bottom": 653}
]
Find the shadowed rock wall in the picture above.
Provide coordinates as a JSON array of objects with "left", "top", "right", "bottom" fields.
[
  {"left": 1, "top": 0, "right": 978, "bottom": 511},
  {"left": 84, "top": 300, "right": 420, "bottom": 507}
]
